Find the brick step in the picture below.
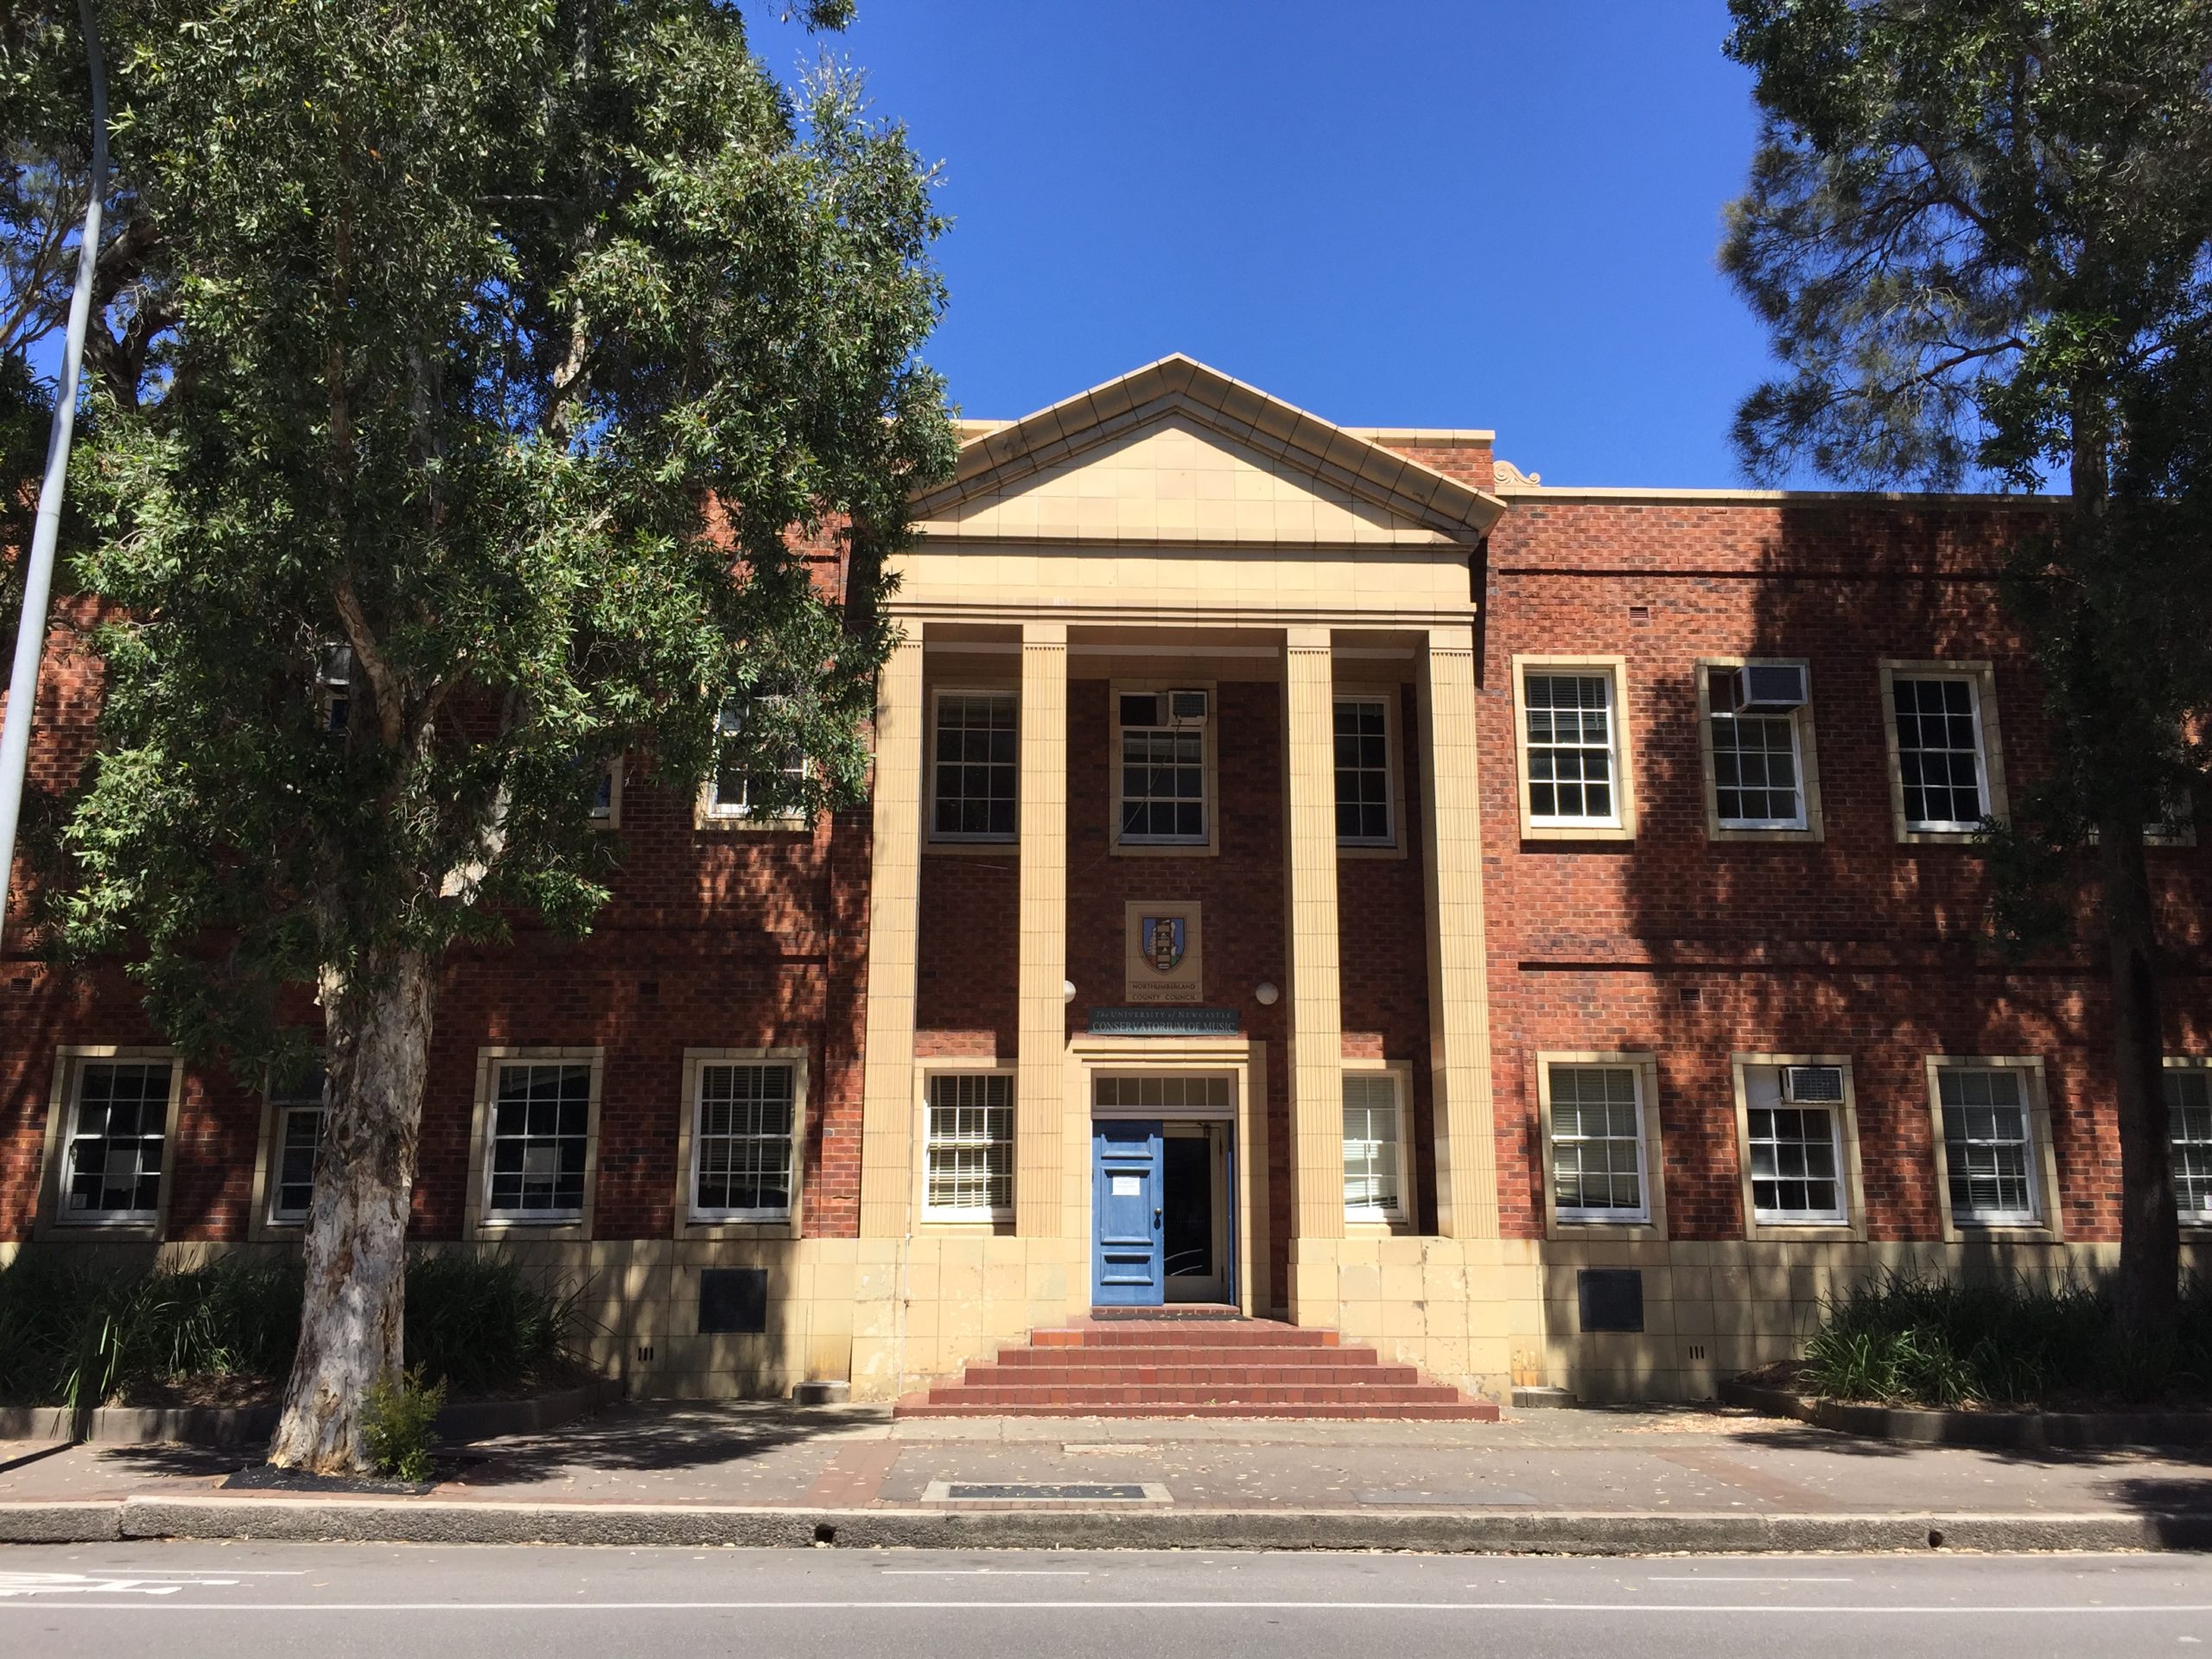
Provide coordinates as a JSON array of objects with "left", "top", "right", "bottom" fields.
[
  {"left": 960, "top": 1363, "right": 1423, "bottom": 1388},
  {"left": 992, "top": 1344, "right": 1387, "bottom": 1370},
  {"left": 918, "top": 1382, "right": 1467, "bottom": 1408},
  {"left": 1030, "top": 1324, "right": 1339, "bottom": 1349},
  {"left": 895, "top": 1400, "right": 1500, "bottom": 1421}
]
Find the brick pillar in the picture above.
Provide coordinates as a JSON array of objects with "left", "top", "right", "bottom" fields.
[
  {"left": 1282, "top": 626, "right": 1345, "bottom": 1311},
  {"left": 858, "top": 631, "right": 925, "bottom": 1237},
  {"left": 1418, "top": 623, "right": 1501, "bottom": 1237},
  {"left": 1015, "top": 620, "right": 1068, "bottom": 1236}
]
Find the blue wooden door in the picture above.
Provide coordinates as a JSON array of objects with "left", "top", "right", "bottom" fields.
[{"left": 1093, "top": 1120, "right": 1165, "bottom": 1306}]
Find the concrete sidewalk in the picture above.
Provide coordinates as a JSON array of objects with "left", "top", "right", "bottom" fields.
[{"left": 3, "top": 1400, "right": 2210, "bottom": 1552}]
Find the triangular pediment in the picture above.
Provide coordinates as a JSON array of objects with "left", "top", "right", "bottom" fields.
[{"left": 912, "top": 354, "right": 1502, "bottom": 547}]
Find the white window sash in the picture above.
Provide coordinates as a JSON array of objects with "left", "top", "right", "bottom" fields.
[
  {"left": 1941, "top": 1070, "right": 2040, "bottom": 1226},
  {"left": 1333, "top": 694, "right": 1395, "bottom": 848},
  {"left": 482, "top": 1064, "right": 590, "bottom": 1223},
  {"left": 1745, "top": 1077, "right": 1848, "bottom": 1225},
  {"left": 929, "top": 689, "right": 1020, "bottom": 843},
  {"left": 688, "top": 1065, "right": 798, "bottom": 1223},
  {"left": 1710, "top": 697, "right": 1808, "bottom": 831},
  {"left": 707, "top": 696, "right": 807, "bottom": 820},
  {"left": 1897, "top": 676, "right": 1990, "bottom": 832},
  {"left": 922, "top": 1072, "right": 1015, "bottom": 1221},
  {"left": 1524, "top": 672, "right": 1621, "bottom": 829},
  {"left": 1116, "top": 715, "right": 1209, "bottom": 845},
  {"left": 1552, "top": 1068, "right": 1650, "bottom": 1225},
  {"left": 1342, "top": 1074, "right": 1404, "bottom": 1222},
  {"left": 59, "top": 1062, "right": 169, "bottom": 1227},
  {"left": 269, "top": 1103, "right": 327, "bottom": 1224}
]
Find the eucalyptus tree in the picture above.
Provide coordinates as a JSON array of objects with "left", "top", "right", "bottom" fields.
[
  {"left": 3, "top": 0, "right": 950, "bottom": 1471},
  {"left": 1723, "top": 0, "right": 2212, "bottom": 1330}
]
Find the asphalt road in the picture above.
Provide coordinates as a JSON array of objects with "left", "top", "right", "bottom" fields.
[{"left": 3, "top": 1542, "right": 2209, "bottom": 1658}]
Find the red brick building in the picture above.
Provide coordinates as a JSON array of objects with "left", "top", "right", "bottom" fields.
[{"left": 5, "top": 355, "right": 2206, "bottom": 1404}]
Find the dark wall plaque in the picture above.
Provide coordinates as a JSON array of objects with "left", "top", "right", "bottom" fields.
[
  {"left": 1577, "top": 1268, "right": 1644, "bottom": 1333},
  {"left": 699, "top": 1266, "right": 768, "bottom": 1334}
]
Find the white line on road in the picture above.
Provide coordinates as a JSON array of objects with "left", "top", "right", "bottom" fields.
[{"left": 4, "top": 1600, "right": 2210, "bottom": 1614}]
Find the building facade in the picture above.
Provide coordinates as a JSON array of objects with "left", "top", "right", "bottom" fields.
[{"left": 5, "top": 354, "right": 2209, "bottom": 1405}]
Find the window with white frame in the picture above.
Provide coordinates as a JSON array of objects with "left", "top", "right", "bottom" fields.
[
  {"left": 1742, "top": 1064, "right": 1847, "bottom": 1224},
  {"left": 268, "top": 1066, "right": 327, "bottom": 1224},
  {"left": 59, "top": 1060, "right": 173, "bottom": 1224},
  {"left": 484, "top": 1062, "right": 592, "bottom": 1220},
  {"left": 1707, "top": 666, "right": 1808, "bottom": 830},
  {"left": 1523, "top": 671, "right": 1619, "bottom": 827},
  {"left": 588, "top": 760, "right": 620, "bottom": 826},
  {"left": 1936, "top": 1066, "right": 2040, "bottom": 1225},
  {"left": 1342, "top": 1072, "right": 1404, "bottom": 1221},
  {"left": 317, "top": 644, "right": 353, "bottom": 734},
  {"left": 1333, "top": 695, "right": 1393, "bottom": 846},
  {"left": 925, "top": 1072, "right": 1014, "bottom": 1218},
  {"left": 2168, "top": 1067, "right": 2212, "bottom": 1224},
  {"left": 932, "top": 691, "right": 1018, "bottom": 841},
  {"left": 1117, "top": 692, "right": 1207, "bottom": 844},
  {"left": 690, "top": 1062, "right": 797, "bottom": 1220},
  {"left": 1548, "top": 1063, "right": 1649, "bottom": 1223},
  {"left": 707, "top": 695, "right": 807, "bottom": 820},
  {"left": 1892, "top": 676, "right": 1990, "bottom": 830}
]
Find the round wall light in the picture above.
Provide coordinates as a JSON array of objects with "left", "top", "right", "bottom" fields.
[
  {"left": 1062, "top": 979, "right": 1077, "bottom": 1004},
  {"left": 1254, "top": 981, "right": 1280, "bottom": 1006}
]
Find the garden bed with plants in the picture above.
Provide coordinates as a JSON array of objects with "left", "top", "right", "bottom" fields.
[
  {"left": 1720, "top": 1274, "right": 2212, "bottom": 1448},
  {"left": 0, "top": 1249, "right": 607, "bottom": 1465}
]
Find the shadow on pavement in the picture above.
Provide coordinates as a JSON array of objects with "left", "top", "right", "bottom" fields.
[{"left": 447, "top": 1400, "right": 885, "bottom": 1487}]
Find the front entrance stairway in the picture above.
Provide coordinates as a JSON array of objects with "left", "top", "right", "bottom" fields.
[{"left": 893, "top": 1317, "right": 1500, "bottom": 1419}]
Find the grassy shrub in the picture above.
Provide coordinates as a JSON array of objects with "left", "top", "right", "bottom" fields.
[
  {"left": 1801, "top": 1272, "right": 2212, "bottom": 1408},
  {"left": 404, "top": 1251, "right": 584, "bottom": 1396},
  {"left": 0, "top": 1252, "right": 302, "bottom": 1409},
  {"left": 0, "top": 1249, "right": 581, "bottom": 1408},
  {"left": 361, "top": 1368, "right": 448, "bottom": 1482}
]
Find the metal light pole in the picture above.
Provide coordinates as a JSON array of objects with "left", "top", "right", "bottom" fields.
[{"left": 0, "top": 0, "right": 107, "bottom": 954}]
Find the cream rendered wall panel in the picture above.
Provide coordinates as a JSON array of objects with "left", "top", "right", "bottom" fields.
[
  {"left": 1282, "top": 628, "right": 1346, "bottom": 1261},
  {"left": 1015, "top": 622, "right": 1070, "bottom": 1236},
  {"left": 858, "top": 633, "right": 926, "bottom": 1236},
  {"left": 1417, "top": 626, "right": 1502, "bottom": 1238}
]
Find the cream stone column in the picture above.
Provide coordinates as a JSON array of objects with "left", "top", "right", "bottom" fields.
[
  {"left": 1417, "top": 623, "right": 1501, "bottom": 1236},
  {"left": 1014, "top": 621, "right": 1069, "bottom": 1236},
  {"left": 1282, "top": 626, "right": 1346, "bottom": 1281},
  {"left": 858, "top": 631, "right": 925, "bottom": 1236}
]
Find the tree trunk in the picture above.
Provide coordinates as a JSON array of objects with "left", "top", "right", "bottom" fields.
[
  {"left": 2101, "top": 810, "right": 2181, "bottom": 1333},
  {"left": 267, "top": 945, "right": 436, "bottom": 1472}
]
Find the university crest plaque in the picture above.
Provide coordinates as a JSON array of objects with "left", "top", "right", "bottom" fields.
[{"left": 1123, "top": 900, "right": 1203, "bottom": 1003}]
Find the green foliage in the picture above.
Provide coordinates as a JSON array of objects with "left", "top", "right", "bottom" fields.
[
  {"left": 404, "top": 1251, "right": 582, "bottom": 1397},
  {"left": 0, "top": 1251, "right": 302, "bottom": 1408},
  {"left": 359, "top": 1366, "right": 445, "bottom": 1483},
  {"left": 0, "top": 1249, "right": 578, "bottom": 1408},
  {"left": 1723, "top": 0, "right": 2212, "bottom": 493},
  {"left": 0, "top": 0, "right": 954, "bottom": 1073},
  {"left": 1801, "top": 1271, "right": 2212, "bottom": 1408}
]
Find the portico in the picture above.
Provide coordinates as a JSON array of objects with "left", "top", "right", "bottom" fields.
[{"left": 851, "top": 355, "right": 1539, "bottom": 1396}]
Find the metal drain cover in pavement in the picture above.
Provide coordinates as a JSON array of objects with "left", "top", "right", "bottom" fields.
[{"left": 924, "top": 1480, "right": 1171, "bottom": 1503}]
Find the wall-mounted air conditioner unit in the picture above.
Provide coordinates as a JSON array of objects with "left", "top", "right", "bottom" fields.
[
  {"left": 1781, "top": 1065, "right": 1845, "bottom": 1103},
  {"left": 1168, "top": 689, "right": 1210, "bottom": 727},
  {"left": 1728, "top": 664, "right": 1808, "bottom": 715}
]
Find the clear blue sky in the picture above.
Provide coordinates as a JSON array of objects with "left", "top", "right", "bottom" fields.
[{"left": 793, "top": 0, "right": 1783, "bottom": 489}]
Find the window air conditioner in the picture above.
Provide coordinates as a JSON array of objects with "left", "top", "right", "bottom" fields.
[
  {"left": 1168, "top": 689, "right": 1210, "bottom": 727},
  {"left": 1728, "top": 664, "right": 1808, "bottom": 715},
  {"left": 1781, "top": 1065, "right": 1845, "bottom": 1103}
]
